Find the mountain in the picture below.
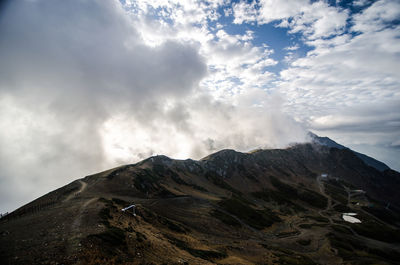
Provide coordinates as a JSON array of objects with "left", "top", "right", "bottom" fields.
[
  {"left": 308, "top": 132, "right": 390, "bottom": 172},
  {"left": 1, "top": 141, "right": 400, "bottom": 264}
]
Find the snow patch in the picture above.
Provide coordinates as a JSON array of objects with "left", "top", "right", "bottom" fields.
[{"left": 342, "top": 213, "right": 361, "bottom": 223}]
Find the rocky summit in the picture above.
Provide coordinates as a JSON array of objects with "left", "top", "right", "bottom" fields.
[{"left": 1, "top": 140, "right": 400, "bottom": 264}]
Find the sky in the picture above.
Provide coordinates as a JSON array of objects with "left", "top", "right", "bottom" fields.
[{"left": 0, "top": 0, "right": 399, "bottom": 213}]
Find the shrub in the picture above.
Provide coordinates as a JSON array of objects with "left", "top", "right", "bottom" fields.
[
  {"left": 89, "top": 226, "right": 126, "bottom": 246},
  {"left": 210, "top": 209, "right": 242, "bottom": 227},
  {"left": 166, "top": 235, "right": 227, "bottom": 261},
  {"left": 296, "top": 239, "right": 311, "bottom": 246},
  {"left": 218, "top": 198, "right": 281, "bottom": 229}
]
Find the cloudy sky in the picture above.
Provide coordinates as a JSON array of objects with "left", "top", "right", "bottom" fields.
[{"left": 0, "top": 0, "right": 399, "bottom": 212}]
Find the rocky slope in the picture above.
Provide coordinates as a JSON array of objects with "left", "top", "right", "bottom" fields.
[
  {"left": 1, "top": 142, "right": 400, "bottom": 264},
  {"left": 309, "top": 132, "right": 390, "bottom": 172}
]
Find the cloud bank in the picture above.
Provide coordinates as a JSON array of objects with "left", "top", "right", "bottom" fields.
[
  {"left": 1, "top": 0, "right": 399, "bottom": 212},
  {"left": 0, "top": 0, "right": 307, "bottom": 212}
]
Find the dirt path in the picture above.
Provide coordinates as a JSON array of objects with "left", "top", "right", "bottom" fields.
[
  {"left": 317, "top": 176, "right": 331, "bottom": 211},
  {"left": 70, "top": 197, "right": 98, "bottom": 232},
  {"left": 316, "top": 177, "right": 360, "bottom": 237},
  {"left": 316, "top": 176, "right": 334, "bottom": 224},
  {"left": 65, "top": 180, "right": 96, "bottom": 256},
  {"left": 316, "top": 177, "right": 358, "bottom": 236},
  {"left": 65, "top": 180, "right": 87, "bottom": 202},
  {"left": 67, "top": 197, "right": 98, "bottom": 256}
]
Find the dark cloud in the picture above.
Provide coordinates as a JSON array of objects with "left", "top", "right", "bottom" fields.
[
  {"left": 0, "top": 0, "right": 325, "bottom": 214},
  {"left": 0, "top": 0, "right": 207, "bottom": 212}
]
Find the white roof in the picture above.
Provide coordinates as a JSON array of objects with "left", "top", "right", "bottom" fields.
[{"left": 122, "top": 204, "right": 136, "bottom": 211}]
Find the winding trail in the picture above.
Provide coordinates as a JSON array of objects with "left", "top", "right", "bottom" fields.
[
  {"left": 71, "top": 198, "right": 98, "bottom": 231},
  {"left": 315, "top": 176, "right": 362, "bottom": 237},
  {"left": 65, "top": 180, "right": 88, "bottom": 202},
  {"left": 65, "top": 180, "right": 97, "bottom": 256},
  {"left": 316, "top": 176, "right": 334, "bottom": 224},
  {"left": 66, "top": 197, "right": 98, "bottom": 256}
]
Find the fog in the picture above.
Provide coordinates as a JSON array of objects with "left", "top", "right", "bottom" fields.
[{"left": 0, "top": 0, "right": 307, "bottom": 212}]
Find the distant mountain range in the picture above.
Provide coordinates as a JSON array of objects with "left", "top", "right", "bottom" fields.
[{"left": 1, "top": 134, "right": 399, "bottom": 264}]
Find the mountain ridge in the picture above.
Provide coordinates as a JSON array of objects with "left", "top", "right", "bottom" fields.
[
  {"left": 308, "top": 132, "right": 390, "bottom": 172},
  {"left": 1, "top": 138, "right": 400, "bottom": 264}
]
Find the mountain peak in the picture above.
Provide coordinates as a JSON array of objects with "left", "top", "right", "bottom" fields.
[
  {"left": 308, "top": 132, "right": 390, "bottom": 172},
  {"left": 1, "top": 138, "right": 399, "bottom": 264}
]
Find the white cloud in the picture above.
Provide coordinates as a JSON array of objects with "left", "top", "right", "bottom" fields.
[
  {"left": 284, "top": 44, "right": 299, "bottom": 51},
  {"left": 232, "top": 0, "right": 348, "bottom": 40},
  {"left": 287, "top": 1, "right": 348, "bottom": 39},
  {"left": 232, "top": 1, "right": 258, "bottom": 24},
  {"left": 101, "top": 91, "right": 308, "bottom": 163},
  {"left": 353, "top": 0, "right": 370, "bottom": 7},
  {"left": 0, "top": 0, "right": 304, "bottom": 213},
  {"left": 277, "top": 1, "right": 400, "bottom": 170},
  {"left": 127, "top": 1, "right": 279, "bottom": 97},
  {"left": 0, "top": 0, "right": 206, "bottom": 212},
  {"left": 1, "top": 0, "right": 399, "bottom": 213},
  {"left": 129, "top": 0, "right": 400, "bottom": 172},
  {"left": 352, "top": 0, "right": 400, "bottom": 33}
]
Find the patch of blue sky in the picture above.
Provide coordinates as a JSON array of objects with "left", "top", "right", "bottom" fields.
[{"left": 214, "top": 8, "right": 312, "bottom": 75}]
